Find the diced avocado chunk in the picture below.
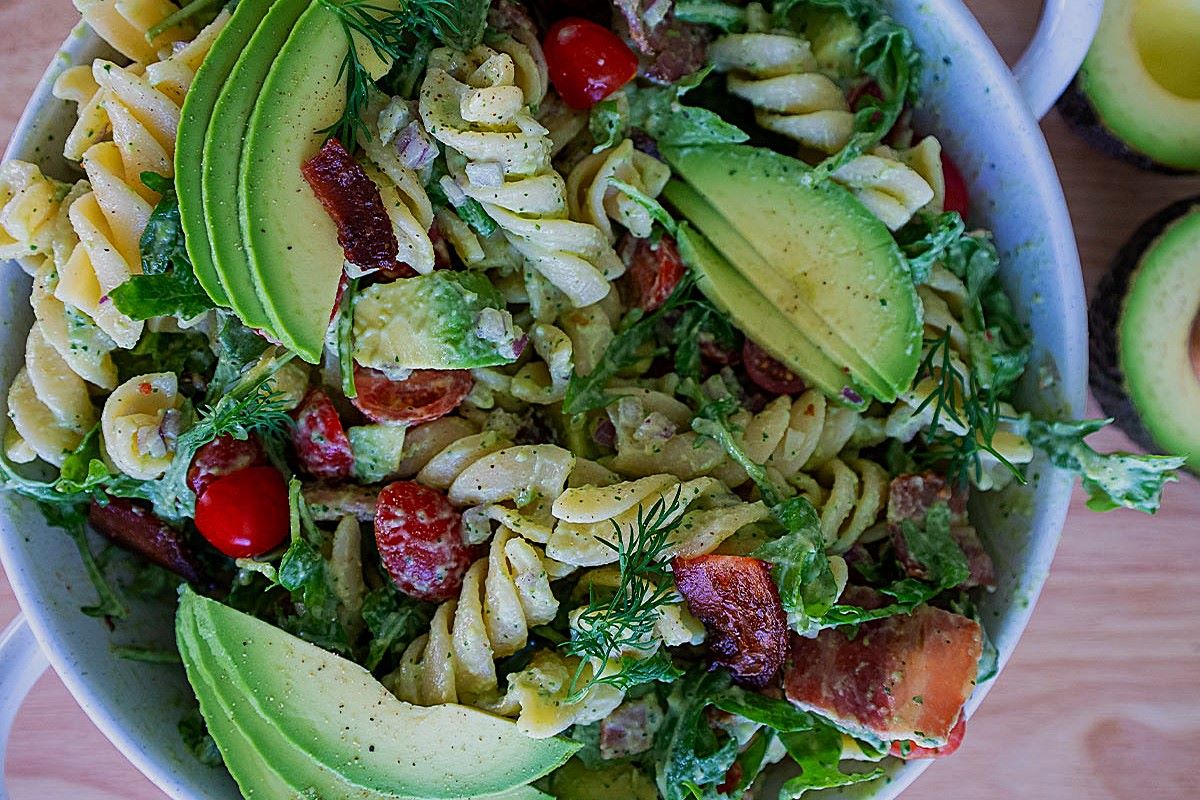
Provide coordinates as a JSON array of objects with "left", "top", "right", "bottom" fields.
[
  {"left": 663, "top": 144, "right": 922, "bottom": 403},
  {"left": 354, "top": 272, "right": 524, "bottom": 371},
  {"left": 181, "top": 589, "right": 578, "bottom": 798},
  {"left": 197, "top": 0, "right": 313, "bottom": 330},
  {"left": 549, "top": 759, "right": 658, "bottom": 800},
  {"left": 239, "top": 1, "right": 396, "bottom": 361},
  {"left": 175, "top": 0, "right": 276, "bottom": 308},
  {"left": 349, "top": 424, "right": 407, "bottom": 483}
]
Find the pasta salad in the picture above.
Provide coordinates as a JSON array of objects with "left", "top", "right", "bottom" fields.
[{"left": 0, "top": 0, "right": 1184, "bottom": 798}]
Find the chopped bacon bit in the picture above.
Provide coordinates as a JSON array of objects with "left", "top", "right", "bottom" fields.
[
  {"left": 785, "top": 605, "right": 983, "bottom": 746},
  {"left": 88, "top": 498, "right": 204, "bottom": 584},
  {"left": 672, "top": 555, "right": 788, "bottom": 687},
  {"left": 301, "top": 137, "right": 398, "bottom": 273},
  {"left": 888, "top": 473, "right": 995, "bottom": 589},
  {"left": 890, "top": 715, "right": 967, "bottom": 760},
  {"left": 612, "top": 0, "right": 709, "bottom": 85}
]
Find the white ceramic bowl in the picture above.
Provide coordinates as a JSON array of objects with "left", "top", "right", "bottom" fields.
[{"left": 0, "top": 1, "right": 1098, "bottom": 797}]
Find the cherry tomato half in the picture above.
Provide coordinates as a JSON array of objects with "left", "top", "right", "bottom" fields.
[
  {"left": 544, "top": 17, "right": 639, "bottom": 110},
  {"left": 292, "top": 389, "right": 355, "bottom": 480},
  {"left": 625, "top": 233, "right": 685, "bottom": 312},
  {"left": 375, "top": 481, "right": 474, "bottom": 601},
  {"left": 195, "top": 466, "right": 290, "bottom": 559},
  {"left": 351, "top": 366, "right": 473, "bottom": 426},
  {"left": 742, "top": 339, "right": 806, "bottom": 396},
  {"left": 941, "top": 151, "right": 970, "bottom": 219},
  {"left": 187, "top": 434, "right": 267, "bottom": 497},
  {"left": 889, "top": 716, "right": 967, "bottom": 760}
]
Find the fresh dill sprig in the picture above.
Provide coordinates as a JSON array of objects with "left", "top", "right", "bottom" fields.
[
  {"left": 913, "top": 332, "right": 1025, "bottom": 487},
  {"left": 562, "top": 487, "right": 686, "bottom": 701}
]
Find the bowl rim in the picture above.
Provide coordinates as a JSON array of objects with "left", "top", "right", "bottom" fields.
[{"left": 0, "top": 3, "right": 1088, "bottom": 798}]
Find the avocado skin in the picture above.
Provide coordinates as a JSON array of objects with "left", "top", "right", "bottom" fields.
[
  {"left": 1090, "top": 195, "right": 1200, "bottom": 470},
  {"left": 1057, "top": 77, "right": 1190, "bottom": 176}
]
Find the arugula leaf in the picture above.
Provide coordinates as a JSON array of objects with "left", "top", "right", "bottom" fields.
[
  {"left": 112, "top": 331, "right": 215, "bottom": 387},
  {"left": 209, "top": 313, "right": 272, "bottom": 400},
  {"left": 675, "top": 0, "right": 748, "bottom": 31},
  {"left": 604, "top": 651, "right": 686, "bottom": 694},
  {"left": 753, "top": 497, "right": 840, "bottom": 626},
  {"left": 655, "top": 670, "right": 740, "bottom": 800},
  {"left": 109, "top": 173, "right": 216, "bottom": 320},
  {"left": 672, "top": 299, "right": 738, "bottom": 383},
  {"left": 39, "top": 501, "right": 129, "bottom": 619},
  {"left": 426, "top": 157, "right": 499, "bottom": 236},
  {"left": 609, "top": 178, "right": 677, "bottom": 235},
  {"left": 899, "top": 501, "right": 969, "bottom": 588},
  {"left": 626, "top": 68, "right": 749, "bottom": 148},
  {"left": 710, "top": 684, "right": 818, "bottom": 732},
  {"left": 778, "top": 726, "right": 883, "bottom": 797},
  {"left": 590, "top": 97, "right": 630, "bottom": 152},
  {"left": 896, "top": 211, "right": 966, "bottom": 284},
  {"left": 1025, "top": 418, "right": 1184, "bottom": 513},
  {"left": 423, "top": 0, "right": 488, "bottom": 52},
  {"left": 361, "top": 579, "right": 433, "bottom": 671}
]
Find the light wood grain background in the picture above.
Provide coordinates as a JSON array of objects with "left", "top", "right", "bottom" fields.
[{"left": 2, "top": 1, "right": 1198, "bottom": 797}]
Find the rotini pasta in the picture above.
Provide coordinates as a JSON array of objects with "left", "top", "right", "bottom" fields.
[
  {"left": 100, "top": 371, "right": 183, "bottom": 480},
  {"left": 73, "top": 0, "right": 195, "bottom": 65},
  {"left": 420, "top": 42, "right": 623, "bottom": 307},
  {"left": 830, "top": 148, "right": 935, "bottom": 230},
  {"left": 566, "top": 139, "right": 671, "bottom": 241}
]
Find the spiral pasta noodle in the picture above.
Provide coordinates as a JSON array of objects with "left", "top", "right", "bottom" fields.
[
  {"left": 420, "top": 41, "right": 623, "bottom": 308},
  {"left": 100, "top": 371, "right": 183, "bottom": 480},
  {"left": 566, "top": 139, "right": 671, "bottom": 242},
  {"left": 710, "top": 32, "right": 856, "bottom": 155},
  {"left": 74, "top": 0, "right": 196, "bottom": 65},
  {"left": 830, "top": 148, "right": 935, "bottom": 231}
]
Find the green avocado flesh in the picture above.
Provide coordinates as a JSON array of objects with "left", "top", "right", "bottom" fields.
[
  {"left": 1079, "top": 0, "right": 1200, "bottom": 170},
  {"left": 177, "top": 589, "right": 575, "bottom": 799},
  {"left": 1119, "top": 206, "right": 1200, "bottom": 468},
  {"left": 175, "top": 0, "right": 278, "bottom": 308},
  {"left": 663, "top": 144, "right": 921, "bottom": 404},
  {"left": 199, "top": 0, "right": 309, "bottom": 330},
  {"left": 239, "top": 1, "right": 396, "bottom": 362}
]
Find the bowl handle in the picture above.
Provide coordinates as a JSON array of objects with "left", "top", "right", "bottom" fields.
[
  {"left": 1011, "top": 0, "right": 1104, "bottom": 120},
  {"left": 0, "top": 615, "right": 49, "bottom": 799}
]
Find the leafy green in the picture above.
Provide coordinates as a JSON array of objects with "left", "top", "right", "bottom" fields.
[
  {"left": 710, "top": 684, "right": 819, "bottom": 732},
  {"left": 655, "top": 670, "right": 740, "bottom": 800},
  {"left": 896, "top": 211, "right": 966, "bottom": 284},
  {"left": 609, "top": 178, "right": 678, "bottom": 236},
  {"left": 361, "top": 580, "right": 433, "bottom": 671},
  {"left": 626, "top": 68, "right": 749, "bottom": 147},
  {"left": 671, "top": 298, "right": 738, "bottom": 383},
  {"left": 179, "top": 706, "right": 223, "bottom": 767},
  {"left": 778, "top": 726, "right": 883, "bottom": 797},
  {"left": 112, "top": 331, "right": 215, "bottom": 387},
  {"left": 208, "top": 313, "right": 271, "bottom": 400},
  {"left": 898, "top": 501, "right": 968, "bottom": 587},
  {"left": 40, "top": 501, "right": 129, "bottom": 619},
  {"left": 1024, "top": 418, "right": 1184, "bottom": 513},
  {"left": 112, "top": 645, "right": 182, "bottom": 664},
  {"left": 109, "top": 173, "right": 216, "bottom": 321},
  {"left": 753, "top": 497, "right": 840, "bottom": 627},
  {"left": 146, "top": 0, "right": 224, "bottom": 41},
  {"left": 336, "top": 277, "right": 359, "bottom": 399},
  {"left": 590, "top": 97, "right": 629, "bottom": 152},
  {"left": 675, "top": 0, "right": 748, "bottom": 31}
]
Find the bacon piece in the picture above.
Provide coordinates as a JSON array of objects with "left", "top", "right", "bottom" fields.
[
  {"left": 301, "top": 137, "right": 398, "bottom": 273},
  {"left": 785, "top": 605, "right": 983, "bottom": 746},
  {"left": 887, "top": 473, "right": 995, "bottom": 589},
  {"left": 672, "top": 555, "right": 788, "bottom": 687},
  {"left": 303, "top": 482, "right": 379, "bottom": 522},
  {"left": 599, "top": 697, "right": 663, "bottom": 760},
  {"left": 89, "top": 498, "right": 203, "bottom": 584}
]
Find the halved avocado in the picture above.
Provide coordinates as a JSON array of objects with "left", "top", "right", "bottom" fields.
[
  {"left": 175, "top": 0, "right": 277, "bottom": 308},
  {"left": 239, "top": 1, "right": 395, "bottom": 361},
  {"left": 1059, "top": 0, "right": 1200, "bottom": 172},
  {"left": 662, "top": 143, "right": 921, "bottom": 404},
  {"left": 1091, "top": 196, "right": 1200, "bottom": 471}
]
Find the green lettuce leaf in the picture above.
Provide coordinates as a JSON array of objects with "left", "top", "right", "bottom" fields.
[
  {"left": 590, "top": 96, "right": 629, "bottom": 152},
  {"left": 898, "top": 501, "right": 969, "bottom": 588},
  {"left": 778, "top": 726, "right": 884, "bottom": 797},
  {"left": 753, "top": 497, "right": 840, "bottom": 625},
  {"left": 626, "top": 68, "right": 749, "bottom": 147}
]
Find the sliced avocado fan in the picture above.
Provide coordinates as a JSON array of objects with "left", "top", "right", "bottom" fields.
[
  {"left": 662, "top": 143, "right": 922, "bottom": 405},
  {"left": 176, "top": 588, "right": 573, "bottom": 799}
]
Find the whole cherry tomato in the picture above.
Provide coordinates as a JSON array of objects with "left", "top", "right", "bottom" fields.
[
  {"left": 292, "top": 389, "right": 355, "bottom": 480},
  {"left": 187, "top": 434, "right": 267, "bottom": 497},
  {"left": 375, "top": 481, "right": 474, "bottom": 601},
  {"left": 351, "top": 366, "right": 473, "bottom": 426},
  {"left": 195, "top": 466, "right": 290, "bottom": 559},
  {"left": 941, "top": 151, "right": 970, "bottom": 218},
  {"left": 742, "top": 339, "right": 806, "bottom": 396},
  {"left": 624, "top": 233, "right": 686, "bottom": 312},
  {"left": 543, "top": 17, "right": 639, "bottom": 109},
  {"left": 889, "top": 716, "right": 967, "bottom": 760}
]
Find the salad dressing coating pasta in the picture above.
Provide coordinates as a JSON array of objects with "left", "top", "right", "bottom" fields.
[
  {"left": 100, "top": 371, "right": 182, "bottom": 480},
  {"left": 566, "top": 139, "right": 671, "bottom": 241}
]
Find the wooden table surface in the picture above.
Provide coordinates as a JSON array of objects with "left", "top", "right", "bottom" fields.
[{"left": 2, "top": 1, "right": 1198, "bottom": 797}]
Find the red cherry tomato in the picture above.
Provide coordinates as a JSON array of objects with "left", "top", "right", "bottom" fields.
[
  {"left": 742, "top": 339, "right": 806, "bottom": 396},
  {"left": 941, "top": 151, "right": 970, "bottom": 218},
  {"left": 187, "top": 434, "right": 267, "bottom": 497},
  {"left": 375, "top": 481, "right": 474, "bottom": 601},
  {"left": 292, "top": 389, "right": 355, "bottom": 480},
  {"left": 195, "top": 466, "right": 290, "bottom": 558},
  {"left": 889, "top": 716, "right": 967, "bottom": 760},
  {"left": 351, "top": 366, "right": 473, "bottom": 425},
  {"left": 544, "top": 17, "right": 639, "bottom": 110},
  {"left": 625, "top": 233, "right": 686, "bottom": 312}
]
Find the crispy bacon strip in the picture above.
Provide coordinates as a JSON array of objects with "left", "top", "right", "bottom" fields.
[
  {"left": 301, "top": 137, "right": 398, "bottom": 273},
  {"left": 89, "top": 498, "right": 204, "bottom": 584},
  {"left": 785, "top": 604, "right": 982, "bottom": 746},
  {"left": 672, "top": 554, "right": 788, "bottom": 687}
]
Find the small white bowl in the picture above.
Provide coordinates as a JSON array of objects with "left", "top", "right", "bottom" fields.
[{"left": 0, "top": 1, "right": 1098, "bottom": 797}]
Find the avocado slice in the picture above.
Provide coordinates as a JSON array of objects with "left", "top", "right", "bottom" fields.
[
  {"left": 239, "top": 1, "right": 397, "bottom": 362},
  {"left": 663, "top": 144, "right": 921, "bottom": 403},
  {"left": 175, "top": 0, "right": 276, "bottom": 308},
  {"left": 674, "top": 222, "right": 868, "bottom": 408},
  {"left": 1091, "top": 197, "right": 1200, "bottom": 471},
  {"left": 1059, "top": 0, "right": 1200, "bottom": 172},
  {"left": 197, "top": 0, "right": 313, "bottom": 331},
  {"left": 181, "top": 589, "right": 578, "bottom": 798}
]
